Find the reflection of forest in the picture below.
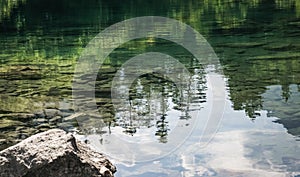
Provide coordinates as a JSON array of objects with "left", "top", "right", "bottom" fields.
[
  {"left": 217, "top": 36, "right": 300, "bottom": 135},
  {"left": 1, "top": 0, "right": 300, "bottom": 139},
  {"left": 118, "top": 67, "right": 206, "bottom": 142},
  {"left": 1, "top": 0, "right": 300, "bottom": 31},
  {"left": 221, "top": 54, "right": 300, "bottom": 116},
  {"left": 262, "top": 85, "right": 300, "bottom": 135},
  {"left": 0, "top": 0, "right": 25, "bottom": 23},
  {"left": 94, "top": 52, "right": 207, "bottom": 142}
]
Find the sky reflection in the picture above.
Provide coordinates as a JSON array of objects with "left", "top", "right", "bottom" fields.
[{"left": 114, "top": 92, "right": 300, "bottom": 177}]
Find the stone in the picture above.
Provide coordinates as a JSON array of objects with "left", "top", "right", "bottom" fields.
[
  {"left": 49, "top": 116, "right": 62, "bottom": 122},
  {"left": 0, "top": 129, "right": 116, "bottom": 177},
  {"left": 57, "top": 122, "right": 76, "bottom": 130},
  {"left": 34, "top": 118, "right": 47, "bottom": 123},
  {"left": 34, "top": 111, "right": 45, "bottom": 118},
  {"left": 63, "top": 113, "right": 83, "bottom": 121},
  {"left": 58, "top": 111, "right": 73, "bottom": 118},
  {"left": 44, "top": 102, "right": 58, "bottom": 109},
  {"left": 36, "top": 123, "right": 51, "bottom": 130},
  {"left": 44, "top": 109, "right": 59, "bottom": 118}
]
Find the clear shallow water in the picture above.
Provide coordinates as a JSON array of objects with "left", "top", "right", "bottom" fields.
[{"left": 0, "top": 0, "right": 300, "bottom": 176}]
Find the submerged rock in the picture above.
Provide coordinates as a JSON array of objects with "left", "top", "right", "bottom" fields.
[
  {"left": 0, "top": 129, "right": 116, "bottom": 177},
  {"left": 44, "top": 108, "right": 59, "bottom": 118}
]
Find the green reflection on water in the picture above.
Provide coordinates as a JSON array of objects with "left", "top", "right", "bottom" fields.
[{"left": 0, "top": 0, "right": 300, "bottom": 150}]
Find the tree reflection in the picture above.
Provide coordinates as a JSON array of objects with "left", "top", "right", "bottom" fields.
[
  {"left": 1, "top": 0, "right": 299, "bottom": 31},
  {"left": 110, "top": 58, "right": 206, "bottom": 142},
  {"left": 0, "top": 0, "right": 25, "bottom": 23}
]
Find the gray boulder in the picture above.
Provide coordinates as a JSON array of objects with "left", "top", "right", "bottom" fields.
[{"left": 0, "top": 129, "right": 117, "bottom": 177}]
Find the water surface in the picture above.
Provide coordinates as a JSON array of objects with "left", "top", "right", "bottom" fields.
[{"left": 0, "top": 0, "right": 300, "bottom": 176}]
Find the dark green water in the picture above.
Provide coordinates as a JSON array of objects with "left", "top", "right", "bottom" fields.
[{"left": 0, "top": 0, "right": 300, "bottom": 176}]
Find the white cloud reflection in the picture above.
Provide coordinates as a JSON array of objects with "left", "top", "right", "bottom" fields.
[{"left": 114, "top": 100, "right": 300, "bottom": 177}]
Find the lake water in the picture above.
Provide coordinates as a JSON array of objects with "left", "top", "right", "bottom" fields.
[{"left": 0, "top": 0, "right": 300, "bottom": 176}]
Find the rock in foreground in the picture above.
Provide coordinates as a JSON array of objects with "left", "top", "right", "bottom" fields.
[{"left": 0, "top": 129, "right": 116, "bottom": 177}]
